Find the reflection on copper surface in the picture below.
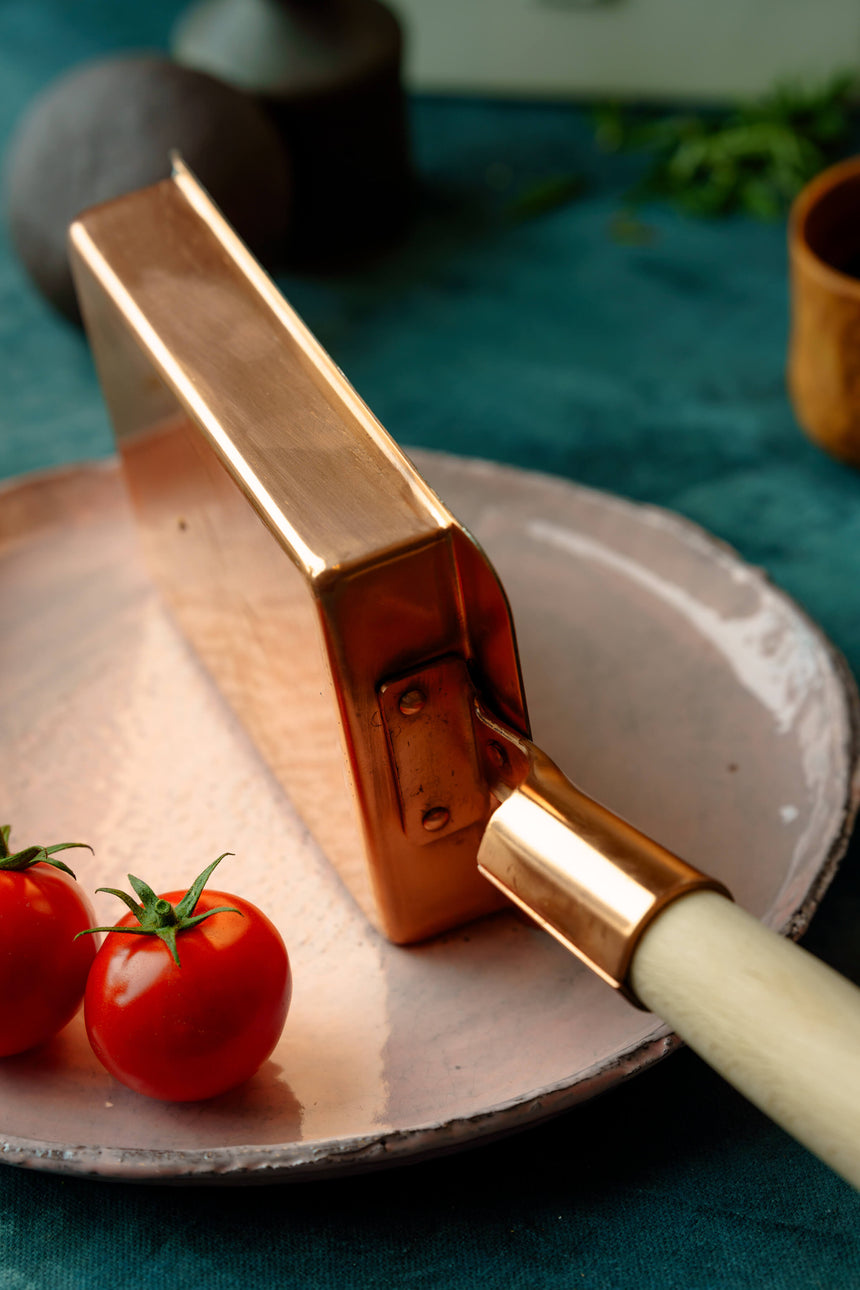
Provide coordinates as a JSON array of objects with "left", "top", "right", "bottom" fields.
[
  {"left": 68, "top": 161, "right": 730, "bottom": 987},
  {"left": 68, "top": 162, "right": 529, "bottom": 944}
]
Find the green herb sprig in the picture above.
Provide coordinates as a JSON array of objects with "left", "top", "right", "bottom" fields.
[{"left": 594, "top": 74, "right": 856, "bottom": 219}]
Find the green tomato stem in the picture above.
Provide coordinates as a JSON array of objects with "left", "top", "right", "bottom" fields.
[
  {"left": 76, "top": 852, "right": 242, "bottom": 967},
  {"left": 0, "top": 825, "right": 91, "bottom": 878}
]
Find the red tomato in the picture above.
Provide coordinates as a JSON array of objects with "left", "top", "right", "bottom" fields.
[
  {"left": 84, "top": 887, "right": 291, "bottom": 1101},
  {"left": 0, "top": 862, "right": 97, "bottom": 1055}
]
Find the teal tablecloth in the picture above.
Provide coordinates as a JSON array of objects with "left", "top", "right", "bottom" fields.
[{"left": 3, "top": 4, "right": 860, "bottom": 1286}]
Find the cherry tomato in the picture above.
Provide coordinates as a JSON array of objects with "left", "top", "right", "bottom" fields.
[
  {"left": 83, "top": 861, "right": 291, "bottom": 1102},
  {"left": 0, "top": 829, "right": 97, "bottom": 1056}
]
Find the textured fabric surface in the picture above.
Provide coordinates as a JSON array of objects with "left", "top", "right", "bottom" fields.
[{"left": 3, "top": 3, "right": 860, "bottom": 1286}]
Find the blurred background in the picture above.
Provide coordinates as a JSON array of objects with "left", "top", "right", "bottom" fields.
[{"left": 395, "top": 0, "right": 860, "bottom": 99}]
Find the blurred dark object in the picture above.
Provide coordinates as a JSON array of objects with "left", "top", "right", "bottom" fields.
[
  {"left": 788, "top": 155, "right": 860, "bottom": 465},
  {"left": 172, "top": 0, "right": 413, "bottom": 268},
  {"left": 595, "top": 75, "right": 856, "bottom": 219},
  {"left": 4, "top": 55, "right": 291, "bottom": 323}
]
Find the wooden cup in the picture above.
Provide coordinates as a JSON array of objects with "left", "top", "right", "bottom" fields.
[{"left": 788, "top": 156, "right": 860, "bottom": 465}]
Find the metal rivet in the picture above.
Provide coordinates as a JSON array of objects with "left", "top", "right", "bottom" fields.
[
  {"left": 422, "top": 806, "right": 450, "bottom": 832},
  {"left": 486, "top": 740, "right": 508, "bottom": 769},
  {"left": 398, "top": 688, "right": 426, "bottom": 716}
]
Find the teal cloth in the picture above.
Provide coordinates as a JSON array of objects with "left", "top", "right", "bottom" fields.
[{"left": 3, "top": 3, "right": 860, "bottom": 1286}]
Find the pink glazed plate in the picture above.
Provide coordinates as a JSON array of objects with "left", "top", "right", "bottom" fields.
[{"left": 0, "top": 450, "right": 857, "bottom": 1183}]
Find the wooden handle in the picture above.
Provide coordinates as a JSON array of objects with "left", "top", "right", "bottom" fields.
[{"left": 630, "top": 890, "right": 860, "bottom": 1188}]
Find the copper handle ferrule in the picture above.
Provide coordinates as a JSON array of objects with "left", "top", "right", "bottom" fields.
[{"left": 476, "top": 738, "right": 730, "bottom": 1005}]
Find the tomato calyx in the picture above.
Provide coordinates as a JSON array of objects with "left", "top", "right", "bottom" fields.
[
  {"left": 77, "top": 852, "right": 242, "bottom": 966},
  {"left": 0, "top": 824, "right": 92, "bottom": 879}
]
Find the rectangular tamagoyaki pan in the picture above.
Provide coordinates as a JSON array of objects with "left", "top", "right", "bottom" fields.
[{"left": 68, "top": 161, "right": 860, "bottom": 1187}]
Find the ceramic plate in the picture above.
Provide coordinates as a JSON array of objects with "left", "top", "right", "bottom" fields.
[{"left": 0, "top": 451, "right": 856, "bottom": 1183}]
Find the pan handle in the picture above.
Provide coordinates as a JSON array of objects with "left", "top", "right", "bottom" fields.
[
  {"left": 475, "top": 730, "right": 860, "bottom": 1189},
  {"left": 630, "top": 888, "right": 860, "bottom": 1188}
]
